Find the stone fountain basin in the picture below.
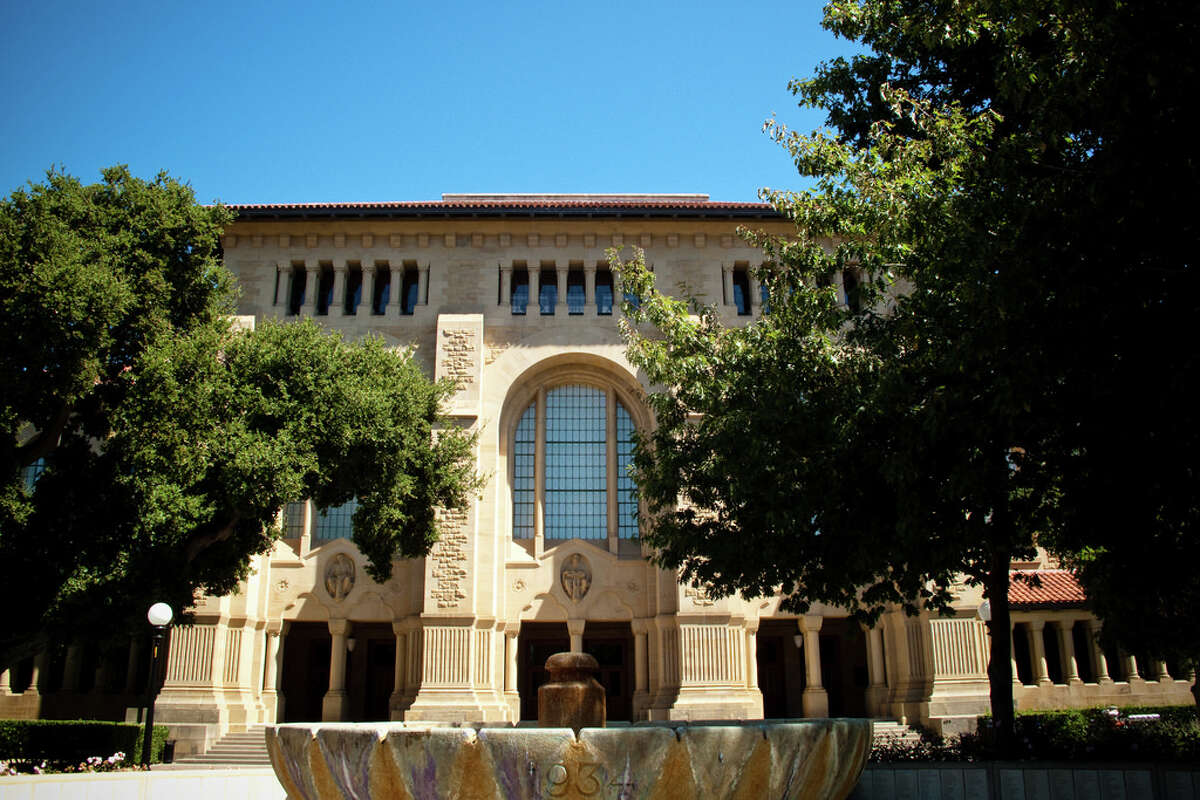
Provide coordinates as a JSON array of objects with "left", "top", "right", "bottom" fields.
[{"left": 266, "top": 719, "right": 871, "bottom": 800}]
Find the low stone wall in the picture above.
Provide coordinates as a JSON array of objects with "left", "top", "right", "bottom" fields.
[
  {"left": 0, "top": 767, "right": 284, "bottom": 800},
  {"left": 852, "top": 763, "right": 1200, "bottom": 800}
]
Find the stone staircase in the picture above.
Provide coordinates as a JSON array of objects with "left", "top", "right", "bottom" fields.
[
  {"left": 172, "top": 726, "right": 271, "bottom": 767},
  {"left": 870, "top": 720, "right": 922, "bottom": 749}
]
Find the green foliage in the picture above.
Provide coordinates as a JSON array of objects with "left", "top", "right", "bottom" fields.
[
  {"left": 871, "top": 707, "right": 1200, "bottom": 763},
  {"left": 616, "top": 0, "right": 1200, "bottom": 746},
  {"left": 0, "top": 167, "right": 481, "bottom": 665},
  {"left": 0, "top": 719, "right": 168, "bottom": 765}
]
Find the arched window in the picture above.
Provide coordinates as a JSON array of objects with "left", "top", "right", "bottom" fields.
[{"left": 512, "top": 383, "right": 638, "bottom": 543}]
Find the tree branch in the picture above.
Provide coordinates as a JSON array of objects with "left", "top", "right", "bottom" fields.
[
  {"left": 15, "top": 403, "right": 72, "bottom": 468},
  {"left": 184, "top": 512, "right": 243, "bottom": 564}
]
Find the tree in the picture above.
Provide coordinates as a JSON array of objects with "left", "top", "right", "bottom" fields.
[
  {"left": 1, "top": 168, "right": 480, "bottom": 666},
  {"left": 615, "top": 0, "right": 1200, "bottom": 750}
]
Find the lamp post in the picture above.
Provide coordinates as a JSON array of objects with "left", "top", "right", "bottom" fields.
[{"left": 141, "top": 602, "right": 173, "bottom": 767}]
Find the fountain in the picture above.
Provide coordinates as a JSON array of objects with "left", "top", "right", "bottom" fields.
[{"left": 266, "top": 653, "right": 870, "bottom": 799}]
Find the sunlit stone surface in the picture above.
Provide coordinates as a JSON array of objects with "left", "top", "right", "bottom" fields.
[{"left": 266, "top": 719, "right": 871, "bottom": 800}]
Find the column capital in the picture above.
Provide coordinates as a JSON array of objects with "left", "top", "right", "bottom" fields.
[
  {"left": 329, "top": 618, "right": 352, "bottom": 637},
  {"left": 1028, "top": 618, "right": 1046, "bottom": 632},
  {"left": 567, "top": 619, "right": 586, "bottom": 637},
  {"left": 583, "top": 262, "right": 597, "bottom": 274},
  {"left": 332, "top": 259, "right": 348, "bottom": 273},
  {"left": 799, "top": 615, "right": 824, "bottom": 633},
  {"left": 721, "top": 263, "right": 733, "bottom": 274}
]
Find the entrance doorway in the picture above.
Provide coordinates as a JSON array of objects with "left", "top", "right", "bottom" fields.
[
  {"left": 516, "top": 621, "right": 635, "bottom": 722},
  {"left": 280, "top": 622, "right": 330, "bottom": 723},
  {"left": 583, "top": 622, "right": 633, "bottom": 722},
  {"left": 756, "top": 620, "right": 806, "bottom": 718},
  {"left": 517, "top": 622, "right": 569, "bottom": 721}
]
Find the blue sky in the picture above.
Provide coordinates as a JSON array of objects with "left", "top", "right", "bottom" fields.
[{"left": 1, "top": 1, "right": 857, "bottom": 205}]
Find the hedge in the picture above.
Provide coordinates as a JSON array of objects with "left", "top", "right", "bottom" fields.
[
  {"left": 872, "top": 705, "right": 1200, "bottom": 763},
  {"left": 0, "top": 719, "right": 169, "bottom": 765}
]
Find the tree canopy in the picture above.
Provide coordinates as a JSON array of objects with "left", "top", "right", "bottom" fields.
[
  {"left": 1, "top": 168, "right": 479, "bottom": 665},
  {"left": 615, "top": 0, "right": 1200, "bottom": 742}
]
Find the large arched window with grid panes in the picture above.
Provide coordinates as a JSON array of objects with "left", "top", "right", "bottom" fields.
[{"left": 511, "top": 383, "right": 638, "bottom": 544}]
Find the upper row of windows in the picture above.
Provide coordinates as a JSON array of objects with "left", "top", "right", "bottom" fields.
[{"left": 279, "top": 264, "right": 421, "bottom": 317}]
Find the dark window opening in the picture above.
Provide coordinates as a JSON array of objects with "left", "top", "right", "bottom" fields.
[
  {"left": 1104, "top": 643, "right": 1127, "bottom": 681},
  {"left": 511, "top": 269, "right": 529, "bottom": 315},
  {"left": 567, "top": 270, "right": 585, "bottom": 315},
  {"left": 1072, "top": 625, "right": 1096, "bottom": 683},
  {"left": 316, "top": 267, "right": 335, "bottom": 316},
  {"left": 1012, "top": 624, "right": 1033, "bottom": 685},
  {"left": 539, "top": 269, "right": 557, "bottom": 315},
  {"left": 287, "top": 266, "right": 306, "bottom": 316},
  {"left": 732, "top": 270, "right": 751, "bottom": 315},
  {"left": 843, "top": 269, "right": 862, "bottom": 312},
  {"left": 372, "top": 268, "right": 391, "bottom": 315},
  {"left": 595, "top": 271, "right": 614, "bottom": 315},
  {"left": 344, "top": 268, "right": 362, "bottom": 315},
  {"left": 400, "top": 267, "right": 420, "bottom": 315},
  {"left": 1043, "top": 626, "right": 1064, "bottom": 684}
]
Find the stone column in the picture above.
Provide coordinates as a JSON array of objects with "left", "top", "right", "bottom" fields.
[
  {"left": 865, "top": 624, "right": 888, "bottom": 715},
  {"left": 749, "top": 271, "right": 763, "bottom": 311},
  {"left": 568, "top": 620, "right": 585, "bottom": 654},
  {"left": 332, "top": 260, "right": 348, "bottom": 316},
  {"left": 0, "top": 667, "right": 11, "bottom": 695},
  {"left": 606, "top": 386, "right": 619, "bottom": 554},
  {"left": 1028, "top": 620, "right": 1051, "bottom": 686},
  {"left": 633, "top": 624, "right": 649, "bottom": 693},
  {"left": 504, "top": 628, "right": 519, "bottom": 694},
  {"left": 124, "top": 638, "right": 142, "bottom": 695},
  {"left": 417, "top": 264, "right": 429, "bottom": 306},
  {"left": 745, "top": 625, "right": 759, "bottom": 690},
  {"left": 391, "top": 622, "right": 407, "bottom": 719},
  {"left": 1154, "top": 660, "right": 1171, "bottom": 682},
  {"left": 1087, "top": 620, "right": 1112, "bottom": 684},
  {"left": 262, "top": 626, "right": 283, "bottom": 721},
  {"left": 1055, "top": 620, "right": 1081, "bottom": 685},
  {"left": 387, "top": 264, "right": 402, "bottom": 315},
  {"left": 1123, "top": 652, "right": 1141, "bottom": 682},
  {"left": 799, "top": 616, "right": 828, "bottom": 717},
  {"left": 304, "top": 261, "right": 320, "bottom": 316},
  {"left": 500, "top": 264, "right": 512, "bottom": 308},
  {"left": 556, "top": 264, "right": 568, "bottom": 312},
  {"left": 31, "top": 651, "right": 46, "bottom": 694},
  {"left": 274, "top": 264, "right": 286, "bottom": 306},
  {"left": 584, "top": 264, "right": 596, "bottom": 312},
  {"left": 529, "top": 267, "right": 540, "bottom": 315},
  {"left": 534, "top": 387, "right": 546, "bottom": 557},
  {"left": 322, "top": 619, "right": 351, "bottom": 721},
  {"left": 1010, "top": 625, "right": 1022, "bottom": 685},
  {"left": 62, "top": 644, "right": 83, "bottom": 692},
  {"left": 722, "top": 265, "right": 735, "bottom": 307}
]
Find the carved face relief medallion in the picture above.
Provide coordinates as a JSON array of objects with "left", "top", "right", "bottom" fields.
[
  {"left": 560, "top": 554, "right": 592, "bottom": 603},
  {"left": 324, "top": 553, "right": 356, "bottom": 602}
]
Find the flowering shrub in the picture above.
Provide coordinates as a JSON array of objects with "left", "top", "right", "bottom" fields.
[
  {"left": 0, "top": 751, "right": 141, "bottom": 775},
  {"left": 870, "top": 705, "right": 1200, "bottom": 763}
]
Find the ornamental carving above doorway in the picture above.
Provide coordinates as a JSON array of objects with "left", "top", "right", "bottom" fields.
[{"left": 560, "top": 553, "right": 592, "bottom": 602}]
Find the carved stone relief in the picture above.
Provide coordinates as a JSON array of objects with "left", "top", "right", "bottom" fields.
[
  {"left": 560, "top": 554, "right": 592, "bottom": 603},
  {"left": 324, "top": 554, "right": 356, "bottom": 602}
]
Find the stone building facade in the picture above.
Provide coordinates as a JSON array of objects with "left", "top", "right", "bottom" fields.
[{"left": 1, "top": 194, "right": 1193, "bottom": 754}]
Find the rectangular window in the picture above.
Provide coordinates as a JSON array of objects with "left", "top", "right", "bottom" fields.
[
  {"left": 22, "top": 457, "right": 45, "bottom": 493},
  {"left": 400, "top": 267, "right": 420, "bottom": 315},
  {"left": 567, "top": 270, "right": 585, "bottom": 315},
  {"left": 372, "top": 268, "right": 391, "bottom": 315},
  {"left": 316, "top": 267, "right": 334, "bottom": 316},
  {"left": 287, "top": 265, "right": 306, "bottom": 316},
  {"left": 595, "top": 270, "right": 614, "bottom": 315},
  {"left": 511, "top": 269, "right": 529, "bottom": 315},
  {"left": 512, "top": 406, "right": 536, "bottom": 537},
  {"left": 344, "top": 267, "right": 362, "bottom": 315},
  {"left": 315, "top": 498, "right": 358, "bottom": 542},
  {"left": 539, "top": 269, "right": 557, "bottom": 315},
  {"left": 732, "top": 270, "right": 751, "bottom": 315},
  {"left": 616, "top": 406, "right": 639, "bottom": 539},
  {"left": 283, "top": 501, "right": 307, "bottom": 538}
]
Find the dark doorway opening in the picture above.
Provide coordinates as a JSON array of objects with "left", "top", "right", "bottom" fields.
[
  {"left": 818, "top": 619, "right": 869, "bottom": 717},
  {"left": 756, "top": 620, "right": 806, "bottom": 718},
  {"left": 517, "top": 622, "right": 569, "bottom": 721},
  {"left": 280, "top": 622, "right": 330, "bottom": 722},
  {"left": 347, "top": 623, "right": 395, "bottom": 722},
  {"left": 583, "top": 622, "right": 634, "bottom": 722}
]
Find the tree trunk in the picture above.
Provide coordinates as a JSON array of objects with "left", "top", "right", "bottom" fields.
[{"left": 985, "top": 548, "right": 1015, "bottom": 758}]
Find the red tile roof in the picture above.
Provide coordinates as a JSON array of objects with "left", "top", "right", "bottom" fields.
[
  {"left": 227, "top": 194, "right": 781, "bottom": 221},
  {"left": 1009, "top": 569, "right": 1087, "bottom": 608}
]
